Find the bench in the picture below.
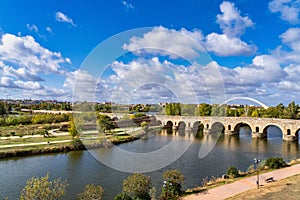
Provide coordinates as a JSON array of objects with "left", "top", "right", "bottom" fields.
[{"left": 265, "top": 177, "right": 274, "bottom": 183}]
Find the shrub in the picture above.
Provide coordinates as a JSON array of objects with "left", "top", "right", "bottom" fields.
[
  {"left": 122, "top": 173, "right": 152, "bottom": 200},
  {"left": 265, "top": 157, "right": 287, "bottom": 169},
  {"left": 72, "top": 138, "right": 84, "bottom": 149},
  {"left": 113, "top": 193, "right": 132, "bottom": 200},
  {"left": 20, "top": 173, "right": 68, "bottom": 200},
  {"left": 226, "top": 166, "right": 239, "bottom": 178},
  {"left": 77, "top": 184, "right": 104, "bottom": 200}
]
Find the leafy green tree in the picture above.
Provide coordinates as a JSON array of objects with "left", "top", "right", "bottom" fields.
[
  {"left": 265, "top": 157, "right": 287, "bottom": 169},
  {"left": 69, "top": 117, "right": 79, "bottom": 138},
  {"left": 122, "top": 173, "right": 152, "bottom": 200},
  {"left": 114, "top": 193, "right": 132, "bottom": 200},
  {"left": 166, "top": 103, "right": 181, "bottom": 116},
  {"left": 161, "top": 169, "right": 184, "bottom": 199},
  {"left": 285, "top": 101, "right": 299, "bottom": 119},
  {"left": 226, "top": 166, "right": 239, "bottom": 178},
  {"left": 97, "top": 114, "right": 115, "bottom": 132},
  {"left": 196, "top": 103, "right": 212, "bottom": 116},
  {"left": 77, "top": 184, "right": 104, "bottom": 200},
  {"left": 20, "top": 173, "right": 68, "bottom": 200}
]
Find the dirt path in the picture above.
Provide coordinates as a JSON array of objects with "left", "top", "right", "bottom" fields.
[{"left": 182, "top": 164, "right": 300, "bottom": 200}]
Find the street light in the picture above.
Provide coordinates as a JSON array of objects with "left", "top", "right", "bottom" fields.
[
  {"left": 163, "top": 180, "right": 172, "bottom": 199},
  {"left": 254, "top": 158, "right": 261, "bottom": 188}
]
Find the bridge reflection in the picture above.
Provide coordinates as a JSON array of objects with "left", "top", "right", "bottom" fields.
[{"left": 158, "top": 129, "right": 300, "bottom": 156}]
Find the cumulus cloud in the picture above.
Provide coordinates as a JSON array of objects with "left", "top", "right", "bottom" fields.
[
  {"left": 0, "top": 33, "right": 71, "bottom": 99},
  {"left": 0, "top": 33, "right": 69, "bottom": 74},
  {"left": 55, "top": 12, "right": 76, "bottom": 27},
  {"left": 217, "top": 1, "right": 254, "bottom": 37},
  {"left": 269, "top": 0, "right": 300, "bottom": 24},
  {"left": 0, "top": 63, "right": 43, "bottom": 82},
  {"left": 123, "top": 26, "right": 204, "bottom": 59},
  {"left": 205, "top": 33, "right": 257, "bottom": 56}
]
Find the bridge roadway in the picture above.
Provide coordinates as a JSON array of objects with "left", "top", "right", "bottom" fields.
[{"left": 104, "top": 113, "right": 300, "bottom": 141}]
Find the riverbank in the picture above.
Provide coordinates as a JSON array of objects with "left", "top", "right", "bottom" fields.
[
  {"left": 182, "top": 162, "right": 300, "bottom": 200},
  {"left": 0, "top": 128, "right": 151, "bottom": 159}
]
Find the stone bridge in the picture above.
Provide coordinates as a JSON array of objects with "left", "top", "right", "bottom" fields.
[{"left": 102, "top": 113, "right": 300, "bottom": 141}]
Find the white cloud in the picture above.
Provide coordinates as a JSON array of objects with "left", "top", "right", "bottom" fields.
[
  {"left": 0, "top": 33, "right": 71, "bottom": 100},
  {"left": 0, "top": 76, "right": 41, "bottom": 90},
  {"left": 0, "top": 33, "right": 69, "bottom": 74},
  {"left": 205, "top": 33, "right": 257, "bottom": 56},
  {"left": 55, "top": 12, "right": 76, "bottom": 27},
  {"left": 269, "top": 0, "right": 300, "bottom": 24},
  {"left": 46, "top": 27, "right": 53, "bottom": 34},
  {"left": 27, "top": 24, "right": 46, "bottom": 40},
  {"left": 0, "top": 63, "right": 43, "bottom": 82},
  {"left": 217, "top": 1, "right": 253, "bottom": 37},
  {"left": 27, "top": 24, "right": 38, "bottom": 33},
  {"left": 280, "top": 27, "right": 300, "bottom": 51},
  {"left": 123, "top": 26, "right": 204, "bottom": 59},
  {"left": 122, "top": 1, "right": 134, "bottom": 11}
]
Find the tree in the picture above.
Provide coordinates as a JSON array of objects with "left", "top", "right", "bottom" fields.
[
  {"left": 166, "top": 103, "right": 181, "bottom": 116},
  {"left": 196, "top": 103, "right": 212, "bottom": 116},
  {"left": 122, "top": 173, "right": 152, "bottom": 200},
  {"left": 77, "top": 184, "right": 104, "bottom": 200},
  {"left": 114, "top": 193, "right": 132, "bottom": 200},
  {"left": 97, "top": 114, "right": 115, "bottom": 132},
  {"left": 285, "top": 101, "right": 299, "bottom": 119},
  {"left": 226, "top": 166, "right": 239, "bottom": 178},
  {"left": 20, "top": 173, "right": 68, "bottom": 200},
  {"left": 161, "top": 169, "right": 184, "bottom": 199},
  {"left": 69, "top": 117, "right": 79, "bottom": 138},
  {"left": 265, "top": 157, "right": 287, "bottom": 169}
]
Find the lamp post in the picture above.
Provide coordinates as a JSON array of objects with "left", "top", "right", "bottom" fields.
[
  {"left": 163, "top": 180, "right": 172, "bottom": 199},
  {"left": 254, "top": 158, "right": 260, "bottom": 188}
]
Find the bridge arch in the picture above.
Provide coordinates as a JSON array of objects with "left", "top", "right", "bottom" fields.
[
  {"left": 295, "top": 129, "right": 300, "bottom": 140},
  {"left": 166, "top": 121, "right": 173, "bottom": 128},
  {"left": 233, "top": 122, "right": 252, "bottom": 136},
  {"left": 211, "top": 122, "right": 225, "bottom": 134},
  {"left": 263, "top": 124, "right": 283, "bottom": 138},
  {"left": 192, "top": 121, "right": 203, "bottom": 130},
  {"left": 178, "top": 121, "right": 186, "bottom": 130},
  {"left": 112, "top": 116, "right": 119, "bottom": 121}
]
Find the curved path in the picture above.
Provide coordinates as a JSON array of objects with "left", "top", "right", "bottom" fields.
[{"left": 182, "top": 163, "right": 300, "bottom": 200}]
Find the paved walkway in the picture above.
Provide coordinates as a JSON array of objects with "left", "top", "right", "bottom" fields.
[{"left": 183, "top": 163, "right": 300, "bottom": 200}]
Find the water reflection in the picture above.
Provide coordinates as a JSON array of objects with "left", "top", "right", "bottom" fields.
[{"left": 1, "top": 127, "right": 300, "bottom": 200}]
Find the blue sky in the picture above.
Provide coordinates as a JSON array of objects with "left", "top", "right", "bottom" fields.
[{"left": 0, "top": 0, "right": 300, "bottom": 106}]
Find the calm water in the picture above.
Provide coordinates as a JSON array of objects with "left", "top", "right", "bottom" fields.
[{"left": 0, "top": 126, "right": 299, "bottom": 199}]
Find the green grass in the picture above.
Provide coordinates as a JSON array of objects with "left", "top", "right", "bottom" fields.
[
  {"left": 0, "top": 123, "right": 62, "bottom": 137},
  {"left": 0, "top": 135, "right": 72, "bottom": 145}
]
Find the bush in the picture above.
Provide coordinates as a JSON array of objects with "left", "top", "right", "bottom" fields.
[
  {"left": 122, "top": 173, "right": 152, "bottom": 200},
  {"left": 72, "top": 138, "right": 84, "bottom": 149},
  {"left": 265, "top": 157, "right": 287, "bottom": 169},
  {"left": 113, "top": 193, "right": 132, "bottom": 200},
  {"left": 77, "top": 184, "right": 104, "bottom": 200},
  {"left": 226, "top": 166, "right": 239, "bottom": 178}
]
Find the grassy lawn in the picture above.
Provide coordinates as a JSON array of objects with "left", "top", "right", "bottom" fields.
[
  {"left": 0, "top": 141, "right": 73, "bottom": 153},
  {"left": 227, "top": 174, "right": 300, "bottom": 200},
  {"left": 0, "top": 123, "right": 62, "bottom": 137},
  {"left": 0, "top": 135, "right": 72, "bottom": 146}
]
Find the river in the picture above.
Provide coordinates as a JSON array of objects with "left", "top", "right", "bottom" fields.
[{"left": 0, "top": 126, "right": 299, "bottom": 199}]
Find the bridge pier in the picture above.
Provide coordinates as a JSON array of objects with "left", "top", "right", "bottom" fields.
[
  {"left": 225, "top": 130, "right": 239, "bottom": 136},
  {"left": 203, "top": 128, "right": 210, "bottom": 134},
  {"left": 252, "top": 132, "right": 267, "bottom": 139},
  {"left": 283, "top": 134, "right": 297, "bottom": 142},
  {"left": 185, "top": 126, "right": 192, "bottom": 131},
  {"left": 172, "top": 125, "right": 179, "bottom": 130}
]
